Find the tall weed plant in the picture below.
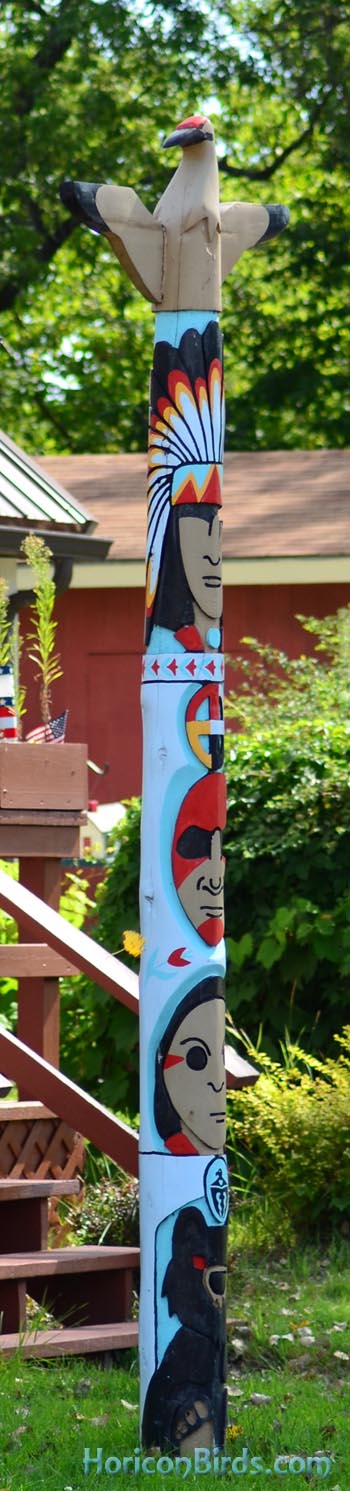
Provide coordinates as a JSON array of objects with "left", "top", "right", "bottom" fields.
[
  {"left": 21, "top": 533, "right": 62, "bottom": 722},
  {"left": 0, "top": 578, "right": 11, "bottom": 667}
]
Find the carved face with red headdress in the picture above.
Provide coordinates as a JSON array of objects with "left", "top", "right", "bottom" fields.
[{"left": 172, "top": 773, "right": 226, "bottom": 945}]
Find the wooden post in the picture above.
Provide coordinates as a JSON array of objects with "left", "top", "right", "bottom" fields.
[
  {"left": 60, "top": 111, "right": 288, "bottom": 1455},
  {"left": 17, "top": 857, "right": 61, "bottom": 1081}
]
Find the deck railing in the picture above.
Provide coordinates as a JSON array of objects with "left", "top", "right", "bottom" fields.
[{"left": 0, "top": 1025, "right": 138, "bottom": 1175}]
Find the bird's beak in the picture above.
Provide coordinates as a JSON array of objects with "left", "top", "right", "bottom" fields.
[{"left": 164, "top": 126, "right": 213, "bottom": 149}]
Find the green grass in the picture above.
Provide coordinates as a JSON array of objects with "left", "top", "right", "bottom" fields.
[{"left": 0, "top": 1241, "right": 349, "bottom": 1489}]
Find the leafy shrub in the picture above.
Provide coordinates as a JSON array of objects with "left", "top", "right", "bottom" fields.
[
  {"left": 57, "top": 1034, "right": 350, "bottom": 1253},
  {"left": 226, "top": 1029, "right": 350, "bottom": 1241},
  {"left": 63, "top": 1176, "right": 139, "bottom": 1248}
]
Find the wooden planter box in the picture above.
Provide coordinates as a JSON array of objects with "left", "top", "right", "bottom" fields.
[
  {"left": 0, "top": 742, "right": 88, "bottom": 857},
  {"left": 0, "top": 742, "right": 87, "bottom": 812}
]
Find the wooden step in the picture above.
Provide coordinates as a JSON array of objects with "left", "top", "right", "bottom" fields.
[
  {"left": 0, "top": 1246, "right": 140, "bottom": 1278},
  {"left": 0, "top": 1245, "right": 140, "bottom": 1333},
  {"left": 0, "top": 1179, "right": 80, "bottom": 1201},
  {"left": 0, "top": 1319, "right": 138, "bottom": 1358},
  {"left": 0, "top": 1177, "right": 81, "bottom": 1252}
]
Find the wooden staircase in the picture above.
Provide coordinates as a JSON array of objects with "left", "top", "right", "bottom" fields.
[
  {"left": 0, "top": 1178, "right": 140, "bottom": 1357},
  {"left": 0, "top": 864, "right": 256, "bottom": 1360},
  {"left": 0, "top": 757, "right": 142, "bottom": 1359}
]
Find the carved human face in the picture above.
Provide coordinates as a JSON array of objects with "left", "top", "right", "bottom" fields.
[
  {"left": 176, "top": 826, "right": 225, "bottom": 945},
  {"left": 179, "top": 512, "right": 222, "bottom": 620},
  {"left": 163, "top": 998, "right": 226, "bottom": 1152}
]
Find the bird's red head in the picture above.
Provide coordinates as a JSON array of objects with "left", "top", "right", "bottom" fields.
[
  {"left": 177, "top": 115, "right": 208, "bottom": 131},
  {"left": 164, "top": 115, "right": 214, "bottom": 149}
]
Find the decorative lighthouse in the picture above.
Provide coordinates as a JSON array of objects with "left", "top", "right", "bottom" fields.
[{"left": 60, "top": 112, "right": 288, "bottom": 1455}]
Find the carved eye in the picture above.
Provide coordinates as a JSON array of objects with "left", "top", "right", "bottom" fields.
[{"left": 186, "top": 1045, "right": 208, "bottom": 1071}]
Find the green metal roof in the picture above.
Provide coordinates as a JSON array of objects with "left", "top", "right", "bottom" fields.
[{"left": 0, "top": 430, "right": 95, "bottom": 533}]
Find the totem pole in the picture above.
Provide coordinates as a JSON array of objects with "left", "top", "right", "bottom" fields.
[{"left": 61, "top": 113, "right": 288, "bottom": 1455}]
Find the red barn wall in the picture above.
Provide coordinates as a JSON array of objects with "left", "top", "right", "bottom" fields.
[{"left": 21, "top": 581, "right": 350, "bottom": 804}]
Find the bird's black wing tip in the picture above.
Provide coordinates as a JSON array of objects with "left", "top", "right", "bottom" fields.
[
  {"left": 59, "top": 180, "right": 108, "bottom": 232},
  {"left": 256, "top": 204, "right": 290, "bottom": 247},
  {"left": 59, "top": 178, "right": 83, "bottom": 217}
]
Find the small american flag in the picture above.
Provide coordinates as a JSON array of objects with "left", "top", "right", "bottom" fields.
[
  {"left": 0, "top": 665, "right": 17, "bottom": 739},
  {"left": 0, "top": 704, "right": 17, "bottom": 740},
  {"left": 26, "top": 710, "right": 68, "bottom": 744}
]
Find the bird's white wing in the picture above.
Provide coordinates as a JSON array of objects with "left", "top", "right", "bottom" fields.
[
  {"left": 96, "top": 186, "right": 165, "bottom": 303},
  {"left": 220, "top": 201, "right": 269, "bottom": 280}
]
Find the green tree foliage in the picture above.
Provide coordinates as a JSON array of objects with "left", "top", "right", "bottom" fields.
[
  {"left": 57, "top": 610, "right": 350, "bottom": 1114},
  {"left": 0, "top": 0, "right": 349, "bottom": 450},
  {"left": 220, "top": 0, "right": 350, "bottom": 447}
]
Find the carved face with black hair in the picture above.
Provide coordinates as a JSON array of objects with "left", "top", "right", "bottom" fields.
[
  {"left": 155, "top": 978, "right": 226, "bottom": 1155},
  {"left": 145, "top": 504, "right": 223, "bottom": 651},
  {"left": 172, "top": 773, "right": 226, "bottom": 945}
]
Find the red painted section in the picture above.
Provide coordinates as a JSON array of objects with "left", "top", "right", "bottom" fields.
[{"left": 20, "top": 581, "right": 350, "bottom": 803}]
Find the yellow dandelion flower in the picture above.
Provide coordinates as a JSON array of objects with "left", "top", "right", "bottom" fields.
[
  {"left": 122, "top": 930, "right": 145, "bottom": 958},
  {"left": 226, "top": 1425, "right": 242, "bottom": 1441}
]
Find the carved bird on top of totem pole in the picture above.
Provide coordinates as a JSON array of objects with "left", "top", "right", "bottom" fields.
[{"left": 60, "top": 112, "right": 289, "bottom": 311}]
